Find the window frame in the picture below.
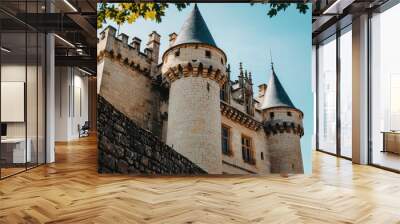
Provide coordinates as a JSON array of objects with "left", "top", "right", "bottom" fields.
[
  {"left": 221, "top": 124, "right": 232, "bottom": 156},
  {"left": 315, "top": 24, "right": 352, "bottom": 161},
  {"left": 205, "top": 50, "right": 211, "bottom": 58},
  {"left": 241, "top": 134, "right": 255, "bottom": 165}
]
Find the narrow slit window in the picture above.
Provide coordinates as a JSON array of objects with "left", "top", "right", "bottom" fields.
[{"left": 205, "top": 50, "right": 211, "bottom": 58}]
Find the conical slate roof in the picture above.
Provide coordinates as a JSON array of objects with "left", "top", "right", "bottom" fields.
[
  {"left": 173, "top": 4, "right": 217, "bottom": 47},
  {"left": 261, "top": 65, "right": 295, "bottom": 110}
]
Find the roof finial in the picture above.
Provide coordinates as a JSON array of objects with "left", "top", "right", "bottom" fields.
[{"left": 269, "top": 49, "right": 274, "bottom": 72}]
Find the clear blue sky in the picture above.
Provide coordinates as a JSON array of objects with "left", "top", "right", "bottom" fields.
[{"left": 100, "top": 3, "right": 313, "bottom": 174}]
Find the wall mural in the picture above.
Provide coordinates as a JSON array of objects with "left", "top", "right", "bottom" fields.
[{"left": 97, "top": 3, "right": 312, "bottom": 175}]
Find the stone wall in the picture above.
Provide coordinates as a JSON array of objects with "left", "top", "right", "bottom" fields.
[
  {"left": 166, "top": 77, "right": 223, "bottom": 174},
  {"left": 97, "top": 25, "right": 164, "bottom": 138},
  {"left": 97, "top": 95, "right": 206, "bottom": 175},
  {"left": 97, "top": 56, "right": 163, "bottom": 137}
]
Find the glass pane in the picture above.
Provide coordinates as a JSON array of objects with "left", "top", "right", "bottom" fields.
[
  {"left": 340, "top": 29, "right": 352, "bottom": 158},
  {"left": 1, "top": 31, "right": 27, "bottom": 177},
  {"left": 371, "top": 4, "right": 400, "bottom": 171},
  {"left": 318, "top": 36, "right": 337, "bottom": 154},
  {"left": 27, "top": 31, "right": 38, "bottom": 169}
]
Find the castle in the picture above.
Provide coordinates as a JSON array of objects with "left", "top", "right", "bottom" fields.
[{"left": 97, "top": 5, "right": 304, "bottom": 174}]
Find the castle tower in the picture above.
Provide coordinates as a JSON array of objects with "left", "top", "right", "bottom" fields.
[
  {"left": 161, "top": 5, "right": 227, "bottom": 174},
  {"left": 261, "top": 63, "right": 304, "bottom": 174}
]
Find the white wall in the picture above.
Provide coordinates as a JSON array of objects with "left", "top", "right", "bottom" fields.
[
  {"left": 1, "top": 65, "right": 37, "bottom": 138},
  {"left": 55, "top": 67, "right": 89, "bottom": 141}
]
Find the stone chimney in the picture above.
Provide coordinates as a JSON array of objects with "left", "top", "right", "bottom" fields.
[
  {"left": 147, "top": 31, "right": 160, "bottom": 63},
  {"left": 169, "top": 32, "right": 177, "bottom": 47},
  {"left": 100, "top": 25, "right": 116, "bottom": 40},
  {"left": 258, "top": 83, "right": 267, "bottom": 98},
  {"left": 131, "top": 37, "right": 141, "bottom": 52}
]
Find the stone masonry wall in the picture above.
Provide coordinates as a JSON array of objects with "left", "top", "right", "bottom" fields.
[
  {"left": 98, "top": 56, "right": 163, "bottom": 137},
  {"left": 166, "top": 77, "right": 223, "bottom": 174},
  {"left": 221, "top": 116, "right": 270, "bottom": 174},
  {"left": 97, "top": 25, "right": 164, "bottom": 138},
  {"left": 97, "top": 95, "right": 206, "bottom": 175}
]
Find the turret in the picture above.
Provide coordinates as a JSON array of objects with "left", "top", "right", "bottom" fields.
[
  {"left": 161, "top": 4, "right": 227, "bottom": 174},
  {"left": 261, "top": 62, "right": 304, "bottom": 174}
]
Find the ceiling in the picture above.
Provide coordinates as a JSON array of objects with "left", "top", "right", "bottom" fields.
[
  {"left": 312, "top": 0, "right": 390, "bottom": 44},
  {"left": 0, "top": 0, "right": 96, "bottom": 74}
]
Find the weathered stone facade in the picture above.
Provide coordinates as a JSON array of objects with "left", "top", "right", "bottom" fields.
[
  {"left": 221, "top": 115, "right": 270, "bottom": 174},
  {"left": 97, "top": 95, "right": 206, "bottom": 175},
  {"left": 97, "top": 26, "right": 164, "bottom": 138},
  {"left": 166, "top": 77, "right": 223, "bottom": 174},
  {"left": 97, "top": 5, "right": 305, "bottom": 175}
]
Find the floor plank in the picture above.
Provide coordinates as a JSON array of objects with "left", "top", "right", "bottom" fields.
[{"left": 0, "top": 135, "right": 399, "bottom": 223}]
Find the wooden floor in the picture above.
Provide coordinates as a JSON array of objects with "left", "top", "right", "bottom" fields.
[
  {"left": 372, "top": 150, "right": 400, "bottom": 171},
  {"left": 0, "top": 167, "right": 26, "bottom": 178},
  {"left": 1, "top": 135, "right": 400, "bottom": 223}
]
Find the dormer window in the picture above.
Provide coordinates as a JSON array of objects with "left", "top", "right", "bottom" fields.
[
  {"left": 175, "top": 50, "right": 180, "bottom": 57},
  {"left": 205, "top": 50, "right": 211, "bottom": 58}
]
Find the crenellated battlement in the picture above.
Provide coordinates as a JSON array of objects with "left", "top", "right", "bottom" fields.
[
  {"left": 97, "top": 50, "right": 151, "bottom": 77},
  {"left": 164, "top": 62, "right": 227, "bottom": 87},
  {"left": 97, "top": 25, "right": 161, "bottom": 77},
  {"left": 264, "top": 120, "right": 304, "bottom": 137}
]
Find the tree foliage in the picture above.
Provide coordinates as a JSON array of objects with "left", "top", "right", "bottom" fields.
[
  {"left": 264, "top": 3, "right": 309, "bottom": 17},
  {"left": 97, "top": 3, "right": 189, "bottom": 29},
  {"left": 97, "top": 3, "right": 309, "bottom": 29}
]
